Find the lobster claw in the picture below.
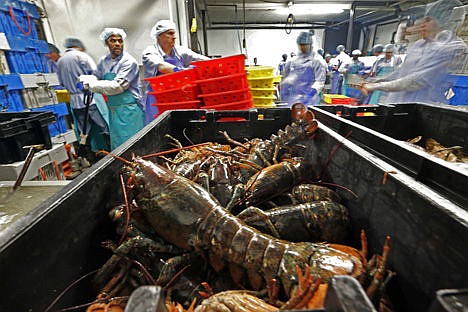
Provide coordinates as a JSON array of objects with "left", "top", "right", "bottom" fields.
[{"left": 291, "top": 103, "right": 308, "bottom": 121}]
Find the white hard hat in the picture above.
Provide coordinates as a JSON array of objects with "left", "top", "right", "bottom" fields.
[{"left": 351, "top": 49, "right": 362, "bottom": 56}]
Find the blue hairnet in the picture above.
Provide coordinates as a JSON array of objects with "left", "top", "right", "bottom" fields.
[
  {"left": 64, "top": 37, "right": 85, "bottom": 49},
  {"left": 99, "top": 28, "right": 127, "bottom": 43},
  {"left": 47, "top": 43, "right": 60, "bottom": 53},
  {"left": 296, "top": 32, "right": 313, "bottom": 45},
  {"left": 336, "top": 45, "right": 345, "bottom": 52},
  {"left": 425, "top": 0, "right": 464, "bottom": 30}
]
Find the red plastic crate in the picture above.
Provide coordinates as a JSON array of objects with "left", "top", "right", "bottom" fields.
[
  {"left": 191, "top": 54, "right": 246, "bottom": 79},
  {"left": 152, "top": 100, "right": 201, "bottom": 117},
  {"left": 330, "top": 97, "right": 358, "bottom": 105},
  {"left": 196, "top": 73, "right": 249, "bottom": 94},
  {"left": 149, "top": 84, "right": 199, "bottom": 104},
  {"left": 199, "top": 88, "right": 251, "bottom": 106},
  {"left": 145, "top": 69, "right": 198, "bottom": 92},
  {"left": 203, "top": 99, "right": 253, "bottom": 111}
]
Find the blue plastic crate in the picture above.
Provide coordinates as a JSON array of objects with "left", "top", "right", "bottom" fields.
[
  {"left": 4, "top": 34, "right": 29, "bottom": 73},
  {"left": 20, "top": 1, "right": 39, "bottom": 20},
  {"left": 31, "top": 103, "right": 70, "bottom": 137},
  {"left": 0, "top": 1, "right": 38, "bottom": 38},
  {"left": 448, "top": 75, "right": 468, "bottom": 106},
  {"left": 24, "top": 38, "right": 48, "bottom": 73},
  {"left": 0, "top": 74, "right": 24, "bottom": 112}
]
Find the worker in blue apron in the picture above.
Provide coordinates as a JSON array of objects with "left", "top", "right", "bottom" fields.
[
  {"left": 142, "top": 19, "right": 209, "bottom": 124},
  {"left": 340, "top": 49, "right": 366, "bottom": 99},
  {"left": 367, "top": 44, "right": 403, "bottom": 104},
  {"left": 79, "top": 27, "right": 144, "bottom": 150},
  {"left": 279, "top": 31, "right": 326, "bottom": 106}
]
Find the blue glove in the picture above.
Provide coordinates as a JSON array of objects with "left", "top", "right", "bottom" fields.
[
  {"left": 76, "top": 82, "right": 86, "bottom": 92},
  {"left": 173, "top": 66, "right": 184, "bottom": 72},
  {"left": 308, "top": 88, "right": 317, "bottom": 97}
]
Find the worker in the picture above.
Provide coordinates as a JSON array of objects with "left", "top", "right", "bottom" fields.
[
  {"left": 142, "top": 19, "right": 209, "bottom": 123},
  {"left": 367, "top": 44, "right": 403, "bottom": 104},
  {"left": 369, "top": 44, "right": 402, "bottom": 77},
  {"left": 277, "top": 53, "right": 288, "bottom": 76},
  {"left": 371, "top": 44, "right": 384, "bottom": 57},
  {"left": 329, "top": 44, "right": 351, "bottom": 94},
  {"left": 45, "top": 43, "right": 60, "bottom": 73},
  {"left": 79, "top": 28, "right": 144, "bottom": 150},
  {"left": 330, "top": 44, "right": 351, "bottom": 71},
  {"left": 57, "top": 37, "right": 109, "bottom": 152},
  {"left": 361, "top": 0, "right": 468, "bottom": 105},
  {"left": 340, "top": 49, "right": 366, "bottom": 98},
  {"left": 279, "top": 31, "right": 326, "bottom": 106}
]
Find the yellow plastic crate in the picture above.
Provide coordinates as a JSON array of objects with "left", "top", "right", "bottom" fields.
[
  {"left": 250, "top": 87, "right": 276, "bottom": 97},
  {"left": 245, "top": 66, "right": 275, "bottom": 78},
  {"left": 247, "top": 76, "right": 281, "bottom": 88},
  {"left": 253, "top": 95, "right": 276, "bottom": 106},
  {"left": 56, "top": 90, "right": 70, "bottom": 103}
]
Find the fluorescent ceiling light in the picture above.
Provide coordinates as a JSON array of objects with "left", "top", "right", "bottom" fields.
[{"left": 275, "top": 3, "right": 350, "bottom": 15}]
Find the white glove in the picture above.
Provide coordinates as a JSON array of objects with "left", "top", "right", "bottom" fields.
[{"left": 78, "top": 74, "right": 98, "bottom": 86}]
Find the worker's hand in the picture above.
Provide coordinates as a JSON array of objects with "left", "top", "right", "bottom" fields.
[
  {"left": 172, "top": 66, "right": 185, "bottom": 72},
  {"left": 308, "top": 88, "right": 317, "bottom": 97},
  {"left": 359, "top": 82, "right": 369, "bottom": 97},
  {"left": 76, "top": 82, "right": 88, "bottom": 92}
]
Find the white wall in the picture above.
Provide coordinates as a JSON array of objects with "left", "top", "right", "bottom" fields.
[
  {"left": 205, "top": 28, "right": 325, "bottom": 68},
  {"left": 39, "top": 0, "right": 177, "bottom": 64}
]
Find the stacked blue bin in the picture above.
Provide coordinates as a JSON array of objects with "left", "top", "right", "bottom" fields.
[
  {"left": 31, "top": 103, "right": 69, "bottom": 137},
  {"left": 449, "top": 75, "right": 468, "bottom": 106},
  {"left": 0, "top": 74, "right": 24, "bottom": 112},
  {"left": 0, "top": 0, "right": 71, "bottom": 138}
]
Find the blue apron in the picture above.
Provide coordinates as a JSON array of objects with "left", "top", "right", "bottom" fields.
[
  {"left": 145, "top": 52, "right": 185, "bottom": 124},
  {"left": 103, "top": 73, "right": 145, "bottom": 150},
  {"left": 368, "top": 66, "right": 394, "bottom": 104}
]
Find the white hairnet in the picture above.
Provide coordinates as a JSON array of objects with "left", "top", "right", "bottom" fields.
[
  {"left": 351, "top": 49, "right": 362, "bottom": 56},
  {"left": 383, "top": 44, "right": 394, "bottom": 53},
  {"left": 64, "top": 37, "right": 85, "bottom": 49},
  {"left": 99, "top": 28, "right": 127, "bottom": 43},
  {"left": 336, "top": 45, "right": 345, "bottom": 52},
  {"left": 372, "top": 44, "right": 384, "bottom": 53},
  {"left": 150, "top": 20, "right": 176, "bottom": 39},
  {"left": 425, "top": 0, "right": 464, "bottom": 30}
]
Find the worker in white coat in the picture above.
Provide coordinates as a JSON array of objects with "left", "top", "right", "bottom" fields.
[
  {"left": 142, "top": 20, "right": 209, "bottom": 123},
  {"left": 361, "top": 0, "right": 468, "bottom": 105}
]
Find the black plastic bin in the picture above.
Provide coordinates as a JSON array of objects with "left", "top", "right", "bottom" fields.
[
  {"left": 311, "top": 103, "right": 468, "bottom": 208},
  {"left": 0, "top": 111, "right": 55, "bottom": 164},
  {"left": 0, "top": 109, "right": 466, "bottom": 312}
]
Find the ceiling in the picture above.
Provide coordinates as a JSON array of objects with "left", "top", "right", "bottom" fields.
[{"left": 196, "top": 0, "right": 468, "bottom": 30}]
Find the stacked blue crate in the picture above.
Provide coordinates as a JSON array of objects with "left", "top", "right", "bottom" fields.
[
  {"left": 0, "top": 74, "right": 24, "bottom": 112},
  {"left": 449, "top": 75, "right": 468, "bottom": 106},
  {"left": 31, "top": 103, "right": 69, "bottom": 137},
  {"left": 0, "top": 0, "right": 38, "bottom": 39}
]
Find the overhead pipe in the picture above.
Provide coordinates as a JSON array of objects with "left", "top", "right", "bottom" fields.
[{"left": 346, "top": 1, "right": 356, "bottom": 50}]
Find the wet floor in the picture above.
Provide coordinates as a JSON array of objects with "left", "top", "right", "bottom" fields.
[{"left": 0, "top": 181, "right": 69, "bottom": 233}]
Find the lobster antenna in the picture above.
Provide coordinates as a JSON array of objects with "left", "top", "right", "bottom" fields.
[
  {"left": 318, "top": 130, "right": 353, "bottom": 180},
  {"left": 97, "top": 150, "right": 132, "bottom": 165}
]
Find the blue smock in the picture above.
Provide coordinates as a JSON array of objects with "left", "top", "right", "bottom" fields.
[
  {"left": 341, "top": 59, "right": 365, "bottom": 98},
  {"left": 279, "top": 51, "right": 326, "bottom": 106},
  {"left": 95, "top": 52, "right": 144, "bottom": 150},
  {"left": 367, "top": 56, "right": 402, "bottom": 104},
  {"left": 142, "top": 44, "right": 208, "bottom": 123}
]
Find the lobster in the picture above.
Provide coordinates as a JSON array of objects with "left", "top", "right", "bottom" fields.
[{"left": 126, "top": 158, "right": 366, "bottom": 296}]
